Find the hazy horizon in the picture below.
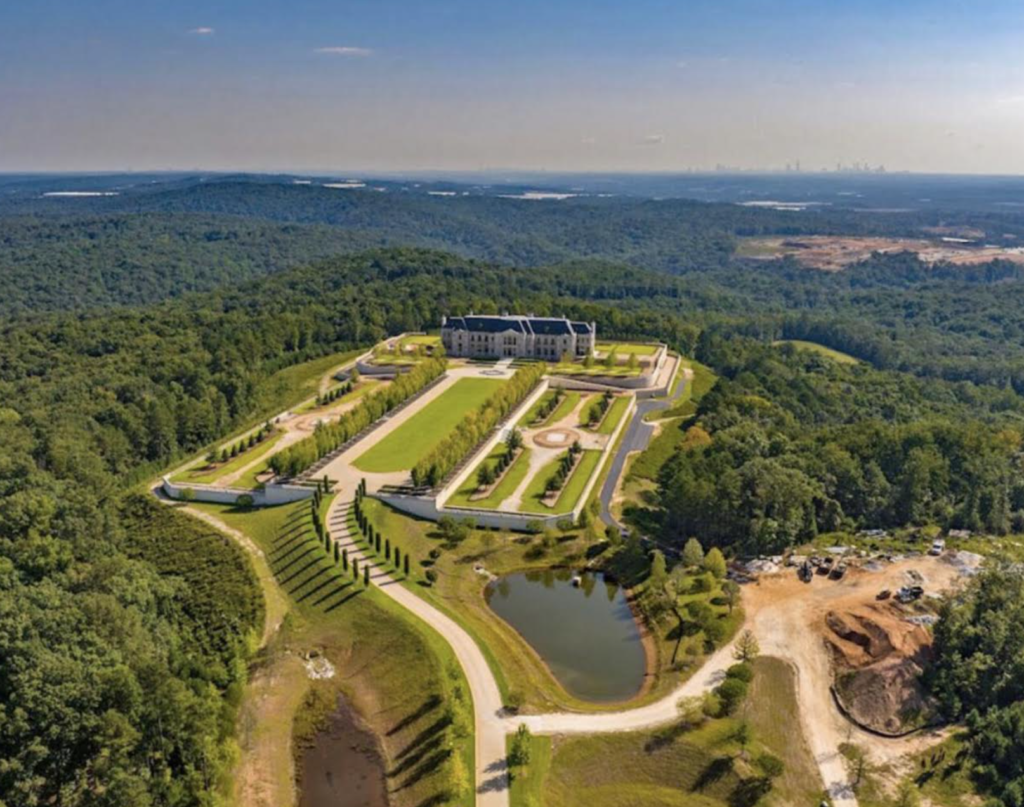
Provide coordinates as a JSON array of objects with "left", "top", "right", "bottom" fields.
[{"left": 4, "top": 0, "right": 1024, "bottom": 174}]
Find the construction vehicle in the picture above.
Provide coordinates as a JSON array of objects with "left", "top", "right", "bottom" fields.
[
  {"left": 896, "top": 585, "right": 924, "bottom": 603},
  {"left": 818, "top": 556, "right": 834, "bottom": 575},
  {"left": 798, "top": 561, "right": 813, "bottom": 583},
  {"left": 830, "top": 562, "right": 847, "bottom": 580}
]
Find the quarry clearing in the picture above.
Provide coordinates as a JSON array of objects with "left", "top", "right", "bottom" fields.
[
  {"left": 742, "top": 553, "right": 968, "bottom": 804},
  {"left": 739, "top": 234, "right": 1024, "bottom": 270}
]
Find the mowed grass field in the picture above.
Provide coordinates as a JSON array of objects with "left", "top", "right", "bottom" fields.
[
  {"left": 509, "top": 656, "right": 822, "bottom": 807},
  {"left": 446, "top": 446, "right": 533, "bottom": 509},
  {"left": 773, "top": 339, "right": 859, "bottom": 364},
  {"left": 354, "top": 377, "right": 505, "bottom": 472},
  {"left": 520, "top": 449, "right": 602, "bottom": 514},
  {"left": 171, "top": 431, "right": 285, "bottom": 485},
  {"left": 596, "top": 341, "right": 658, "bottom": 357}
]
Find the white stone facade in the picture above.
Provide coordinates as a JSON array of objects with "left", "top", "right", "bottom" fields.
[{"left": 441, "top": 314, "right": 596, "bottom": 360}]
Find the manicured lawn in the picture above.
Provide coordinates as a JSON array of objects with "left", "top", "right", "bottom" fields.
[
  {"left": 189, "top": 499, "right": 476, "bottom": 807},
  {"left": 550, "top": 361, "right": 643, "bottom": 378},
  {"left": 773, "top": 339, "right": 859, "bottom": 364},
  {"left": 446, "top": 446, "right": 533, "bottom": 509},
  {"left": 587, "top": 395, "right": 630, "bottom": 435},
  {"left": 520, "top": 449, "right": 602, "bottom": 515},
  {"left": 293, "top": 378, "right": 380, "bottom": 414},
  {"left": 519, "top": 390, "right": 558, "bottom": 427},
  {"left": 546, "top": 391, "right": 580, "bottom": 424},
  {"left": 399, "top": 333, "right": 441, "bottom": 349},
  {"left": 596, "top": 342, "right": 658, "bottom": 357},
  {"left": 171, "top": 431, "right": 285, "bottom": 485},
  {"left": 354, "top": 377, "right": 505, "bottom": 472}
]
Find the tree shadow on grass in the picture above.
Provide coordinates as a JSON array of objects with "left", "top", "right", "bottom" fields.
[
  {"left": 395, "top": 714, "right": 452, "bottom": 760},
  {"left": 295, "top": 571, "right": 345, "bottom": 602},
  {"left": 395, "top": 749, "right": 452, "bottom": 791},
  {"left": 693, "top": 756, "right": 734, "bottom": 792},
  {"left": 388, "top": 694, "right": 443, "bottom": 736},
  {"left": 387, "top": 736, "right": 446, "bottom": 778},
  {"left": 323, "top": 588, "right": 364, "bottom": 612},
  {"left": 280, "top": 554, "right": 327, "bottom": 587},
  {"left": 310, "top": 580, "right": 353, "bottom": 608}
]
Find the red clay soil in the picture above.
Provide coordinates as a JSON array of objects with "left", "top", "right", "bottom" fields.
[{"left": 825, "top": 602, "right": 936, "bottom": 735}]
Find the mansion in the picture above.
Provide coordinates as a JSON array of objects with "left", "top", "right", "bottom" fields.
[{"left": 441, "top": 314, "right": 597, "bottom": 360}]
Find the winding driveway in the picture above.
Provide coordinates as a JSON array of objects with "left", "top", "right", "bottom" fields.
[{"left": 598, "top": 366, "right": 690, "bottom": 532}]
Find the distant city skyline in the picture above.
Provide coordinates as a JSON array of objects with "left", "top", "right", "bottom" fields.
[{"left": 3, "top": 0, "right": 1024, "bottom": 174}]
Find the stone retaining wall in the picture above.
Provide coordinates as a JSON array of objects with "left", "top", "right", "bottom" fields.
[{"left": 161, "top": 476, "right": 315, "bottom": 506}]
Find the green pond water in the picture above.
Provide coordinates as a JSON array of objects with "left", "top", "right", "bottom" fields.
[{"left": 484, "top": 569, "right": 646, "bottom": 702}]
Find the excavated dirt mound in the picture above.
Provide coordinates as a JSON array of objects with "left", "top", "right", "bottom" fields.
[{"left": 824, "top": 604, "right": 936, "bottom": 735}]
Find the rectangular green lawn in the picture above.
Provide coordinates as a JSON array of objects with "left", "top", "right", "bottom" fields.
[
  {"left": 596, "top": 341, "right": 658, "bottom": 357},
  {"left": 171, "top": 431, "right": 285, "bottom": 485},
  {"left": 519, "top": 390, "right": 557, "bottom": 427},
  {"left": 446, "top": 446, "right": 533, "bottom": 509},
  {"left": 353, "top": 377, "right": 505, "bottom": 473},
  {"left": 593, "top": 396, "right": 630, "bottom": 435},
  {"left": 520, "top": 449, "right": 602, "bottom": 514}
]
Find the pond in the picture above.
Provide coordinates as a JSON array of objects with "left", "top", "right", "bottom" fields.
[
  {"left": 299, "top": 695, "right": 389, "bottom": 807},
  {"left": 484, "top": 568, "right": 647, "bottom": 702}
]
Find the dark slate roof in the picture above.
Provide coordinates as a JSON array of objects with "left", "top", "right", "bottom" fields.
[
  {"left": 527, "top": 317, "right": 572, "bottom": 336},
  {"left": 571, "top": 321, "right": 592, "bottom": 335},
  {"left": 446, "top": 316, "right": 525, "bottom": 334}
]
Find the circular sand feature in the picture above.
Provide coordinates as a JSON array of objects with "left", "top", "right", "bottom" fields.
[{"left": 533, "top": 428, "right": 581, "bottom": 448}]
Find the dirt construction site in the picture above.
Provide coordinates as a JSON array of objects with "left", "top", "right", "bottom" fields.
[
  {"left": 738, "top": 550, "right": 980, "bottom": 800},
  {"left": 739, "top": 234, "right": 1024, "bottom": 271}
]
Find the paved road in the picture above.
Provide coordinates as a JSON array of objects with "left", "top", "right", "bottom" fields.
[{"left": 597, "top": 369, "right": 690, "bottom": 531}]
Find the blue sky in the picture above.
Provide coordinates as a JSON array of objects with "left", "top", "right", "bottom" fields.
[{"left": 3, "top": 0, "right": 1024, "bottom": 173}]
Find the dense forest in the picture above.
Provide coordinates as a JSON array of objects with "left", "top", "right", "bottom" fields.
[
  {"left": 657, "top": 336, "right": 1024, "bottom": 554},
  {"left": 1, "top": 173, "right": 1021, "bottom": 317}
]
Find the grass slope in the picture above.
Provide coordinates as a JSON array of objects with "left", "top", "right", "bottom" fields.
[
  {"left": 773, "top": 339, "right": 859, "bottom": 364},
  {"left": 354, "top": 377, "right": 505, "bottom": 472},
  {"left": 192, "top": 499, "right": 475, "bottom": 807}
]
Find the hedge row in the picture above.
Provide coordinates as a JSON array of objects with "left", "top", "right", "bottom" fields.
[
  {"left": 270, "top": 357, "right": 447, "bottom": 478},
  {"left": 411, "top": 364, "right": 546, "bottom": 487}
]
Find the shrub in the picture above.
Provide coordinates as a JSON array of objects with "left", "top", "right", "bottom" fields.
[
  {"left": 716, "top": 677, "right": 748, "bottom": 715},
  {"left": 424, "top": 569, "right": 438, "bottom": 585},
  {"left": 235, "top": 493, "right": 255, "bottom": 509},
  {"left": 726, "top": 662, "right": 753, "bottom": 683}
]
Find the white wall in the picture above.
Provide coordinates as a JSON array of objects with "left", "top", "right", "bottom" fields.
[{"left": 161, "top": 477, "right": 315, "bottom": 506}]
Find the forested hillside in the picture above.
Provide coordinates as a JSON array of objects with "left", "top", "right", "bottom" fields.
[
  {"left": 657, "top": 336, "right": 1024, "bottom": 554},
  {"left": 0, "top": 214, "right": 380, "bottom": 314},
  {"left": 10, "top": 173, "right": 1024, "bottom": 317}
]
